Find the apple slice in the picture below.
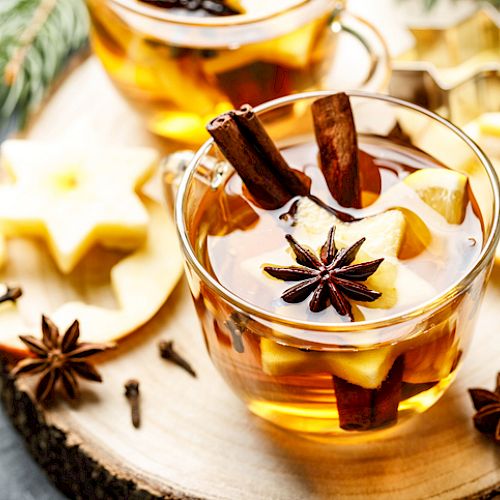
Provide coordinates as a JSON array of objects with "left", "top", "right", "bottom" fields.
[
  {"left": 0, "top": 197, "right": 183, "bottom": 352},
  {"left": 403, "top": 168, "right": 468, "bottom": 225},
  {"left": 396, "top": 208, "right": 432, "bottom": 259},
  {"left": 293, "top": 197, "right": 436, "bottom": 310},
  {"left": 294, "top": 196, "right": 406, "bottom": 258},
  {"left": 260, "top": 338, "right": 397, "bottom": 389},
  {"left": 0, "top": 141, "right": 159, "bottom": 273},
  {"left": 201, "top": 18, "right": 321, "bottom": 75}
]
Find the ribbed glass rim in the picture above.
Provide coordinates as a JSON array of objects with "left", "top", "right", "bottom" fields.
[
  {"left": 106, "top": 0, "right": 338, "bottom": 27},
  {"left": 175, "top": 90, "right": 500, "bottom": 334}
]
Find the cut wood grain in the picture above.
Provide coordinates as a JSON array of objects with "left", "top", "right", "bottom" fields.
[{"left": 0, "top": 57, "right": 499, "bottom": 500}]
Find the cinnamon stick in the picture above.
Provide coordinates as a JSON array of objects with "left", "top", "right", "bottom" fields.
[
  {"left": 333, "top": 355, "right": 405, "bottom": 431},
  {"left": 312, "top": 93, "right": 361, "bottom": 208},
  {"left": 207, "top": 105, "right": 310, "bottom": 209},
  {"left": 232, "top": 105, "right": 310, "bottom": 197},
  {"left": 371, "top": 356, "right": 404, "bottom": 428},
  {"left": 333, "top": 376, "right": 373, "bottom": 430}
]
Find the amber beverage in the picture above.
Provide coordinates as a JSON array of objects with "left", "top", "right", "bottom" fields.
[
  {"left": 175, "top": 92, "right": 500, "bottom": 439},
  {"left": 86, "top": 0, "right": 389, "bottom": 144}
]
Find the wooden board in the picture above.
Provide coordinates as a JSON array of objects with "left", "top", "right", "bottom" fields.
[{"left": 1, "top": 58, "right": 500, "bottom": 500}]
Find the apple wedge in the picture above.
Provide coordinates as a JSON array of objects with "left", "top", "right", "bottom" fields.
[
  {"left": 261, "top": 338, "right": 398, "bottom": 389},
  {"left": 403, "top": 168, "right": 468, "bottom": 225}
]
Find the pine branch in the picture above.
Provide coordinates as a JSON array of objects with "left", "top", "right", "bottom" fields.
[{"left": 0, "top": 0, "right": 89, "bottom": 139}]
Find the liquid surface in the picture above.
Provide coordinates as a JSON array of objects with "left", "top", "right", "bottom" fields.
[
  {"left": 138, "top": 0, "right": 308, "bottom": 18},
  {"left": 197, "top": 137, "right": 483, "bottom": 323}
]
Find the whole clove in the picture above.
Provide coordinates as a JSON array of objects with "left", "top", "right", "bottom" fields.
[
  {"left": 124, "top": 379, "right": 141, "bottom": 429},
  {"left": 0, "top": 286, "right": 22, "bottom": 304},
  {"left": 159, "top": 341, "right": 197, "bottom": 378}
]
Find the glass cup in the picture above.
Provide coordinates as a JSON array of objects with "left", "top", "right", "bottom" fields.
[
  {"left": 86, "top": 0, "right": 390, "bottom": 144},
  {"left": 174, "top": 91, "right": 500, "bottom": 440}
]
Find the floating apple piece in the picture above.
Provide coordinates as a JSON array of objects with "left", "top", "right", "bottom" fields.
[
  {"left": 261, "top": 338, "right": 398, "bottom": 389},
  {"left": 293, "top": 197, "right": 436, "bottom": 310}
]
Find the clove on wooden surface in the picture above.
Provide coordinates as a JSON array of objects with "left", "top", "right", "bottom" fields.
[
  {"left": 124, "top": 379, "right": 141, "bottom": 429},
  {"left": 159, "top": 341, "right": 197, "bottom": 378}
]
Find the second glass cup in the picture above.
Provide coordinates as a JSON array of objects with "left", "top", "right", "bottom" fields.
[
  {"left": 86, "top": 0, "right": 389, "bottom": 144},
  {"left": 174, "top": 91, "right": 499, "bottom": 440}
]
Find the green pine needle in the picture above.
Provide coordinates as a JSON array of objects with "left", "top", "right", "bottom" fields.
[{"left": 0, "top": 0, "right": 89, "bottom": 138}]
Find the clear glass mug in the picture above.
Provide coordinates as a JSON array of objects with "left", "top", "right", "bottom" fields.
[
  {"left": 86, "top": 0, "right": 390, "bottom": 144},
  {"left": 173, "top": 91, "right": 500, "bottom": 440}
]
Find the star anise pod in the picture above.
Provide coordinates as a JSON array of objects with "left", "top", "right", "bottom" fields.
[
  {"left": 263, "top": 226, "right": 384, "bottom": 321},
  {"left": 11, "top": 315, "right": 114, "bottom": 403},
  {"left": 468, "top": 372, "right": 500, "bottom": 444}
]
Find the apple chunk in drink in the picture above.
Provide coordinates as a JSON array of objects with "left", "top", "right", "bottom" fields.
[{"left": 181, "top": 93, "right": 487, "bottom": 437}]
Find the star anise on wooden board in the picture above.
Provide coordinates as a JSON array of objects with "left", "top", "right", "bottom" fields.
[
  {"left": 263, "top": 226, "right": 384, "bottom": 321},
  {"left": 469, "top": 373, "right": 500, "bottom": 444},
  {"left": 11, "top": 315, "right": 114, "bottom": 402}
]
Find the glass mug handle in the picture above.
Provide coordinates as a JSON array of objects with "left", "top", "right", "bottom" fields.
[
  {"left": 162, "top": 151, "right": 225, "bottom": 214},
  {"left": 329, "top": 8, "right": 391, "bottom": 92}
]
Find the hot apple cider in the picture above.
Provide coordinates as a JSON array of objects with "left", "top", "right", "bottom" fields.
[
  {"left": 186, "top": 94, "right": 485, "bottom": 437},
  {"left": 86, "top": 0, "right": 340, "bottom": 142}
]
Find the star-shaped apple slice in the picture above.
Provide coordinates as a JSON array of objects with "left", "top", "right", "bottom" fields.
[
  {"left": 292, "top": 197, "right": 437, "bottom": 308},
  {"left": 0, "top": 140, "right": 158, "bottom": 273}
]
